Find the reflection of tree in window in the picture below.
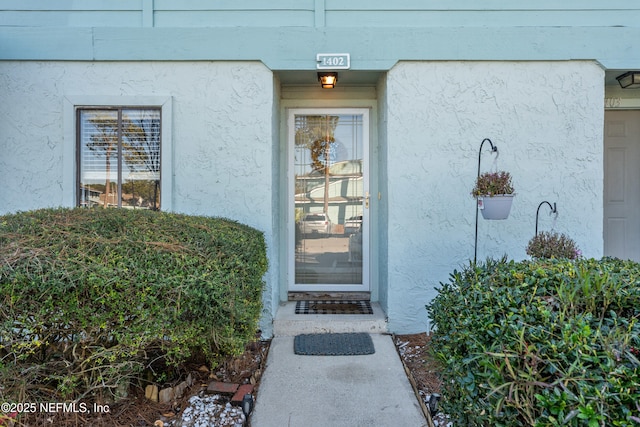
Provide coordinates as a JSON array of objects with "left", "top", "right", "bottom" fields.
[
  {"left": 83, "top": 111, "right": 118, "bottom": 208},
  {"left": 80, "top": 109, "right": 161, "bottom": 210},
  {"left": 122, "top": 111, "right": 161, "bottom": 209},
  {"left": 295, "top": 115, "right": 339, "bottom": 213}
]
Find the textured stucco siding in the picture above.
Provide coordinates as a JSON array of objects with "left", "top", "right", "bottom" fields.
[
  {"left": 375, "top": 75, "right": 390, "bottom": 317},
  {"left": 384, "top": 61, "right": 605, "bottom": 333},
  {"left": 0, "top": 61, "right": 279, "bottom": 335},
  {"left": 0, "top": 59, "right": 608, "bottom": 335}
]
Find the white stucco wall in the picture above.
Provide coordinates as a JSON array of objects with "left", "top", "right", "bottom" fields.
[
  {"left": 384, "top": 61, "right": 604, "bottom": 333},
  {"left": 0, "top": 59, "right": 608, "bottom": 336},
  {"left": 375, "top": 75, "right": 390, "bottom": 316},
  {"left": 0, "top": 61, "right": 279, "bottom": 335}
]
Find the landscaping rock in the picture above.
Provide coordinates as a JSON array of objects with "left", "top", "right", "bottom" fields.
[
  {"left": 159, "top": 387, "right": 175, "bottom": 404},
  {"left": 145, "top": 384, "right": 159, "bottom": 403}
]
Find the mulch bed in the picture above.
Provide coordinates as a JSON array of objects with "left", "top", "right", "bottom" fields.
[
  {"left": 16, "top": 334, "right": 445, "bottom": 427},
  {"left": 16, "top": 340, "right": 271, "bottom": 427},
  {"left": 394, "top": 333, "right": 442, "bottom": 399}
]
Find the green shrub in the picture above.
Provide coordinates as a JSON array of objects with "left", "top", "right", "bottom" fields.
[
  {"left": 0, "top": 208, "right": 267, "bottom": 404},
  {"left": 427, "top": 258, "right": 640, "bottom": 426},
  {"left": 527, "top": 231, "right": 581, "bottom": 260}
]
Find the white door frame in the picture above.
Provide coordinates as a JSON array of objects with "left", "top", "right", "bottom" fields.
[
  {"left": 604, "top": 109, "right": 640, "bottom": 261},
  {"left": 287, "top": 108, "right": 370, "bottom": 292}
]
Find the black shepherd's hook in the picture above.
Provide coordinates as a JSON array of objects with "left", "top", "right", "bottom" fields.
[
  {"left": 535, "top": 201, "right": 557, "bottom": 236},
  {"left": 474, "top": 138, "right": 498, "bottom": 264}
]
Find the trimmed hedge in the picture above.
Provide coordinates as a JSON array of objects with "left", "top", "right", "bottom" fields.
[
  {"left": 427, "top": 258, "right": 640, "bottom": 427},
  {"left": 0, "top": 208, "right": 267, "bottom": 403}
]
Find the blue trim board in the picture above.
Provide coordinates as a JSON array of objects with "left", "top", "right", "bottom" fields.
[{"left": 1, "top": 26, "right": 638, "bottom": 71}]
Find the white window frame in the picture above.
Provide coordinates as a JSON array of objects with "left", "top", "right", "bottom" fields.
[{"left": 63, "top": 96, "right": 173, "bottom": 211}]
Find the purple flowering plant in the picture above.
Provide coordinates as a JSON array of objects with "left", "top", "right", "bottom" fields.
[
  {"left": 526, "top": 231, "right": 581, "bottom": 260},
  {"left": 471, "top": 171, "right": 515, "bottom": 197}
]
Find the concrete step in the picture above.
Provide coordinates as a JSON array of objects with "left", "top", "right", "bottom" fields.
[{"left": 273, "top": 301, "right": 388, "bottom": 336}]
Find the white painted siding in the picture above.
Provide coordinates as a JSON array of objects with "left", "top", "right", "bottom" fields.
[{"left": 383, "top": 61, "right": 604, "bottom": 333}]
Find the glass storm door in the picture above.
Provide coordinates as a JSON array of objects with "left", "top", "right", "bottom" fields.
[{"left": 288, "top": 109, "right": 369, "bottom": 292}]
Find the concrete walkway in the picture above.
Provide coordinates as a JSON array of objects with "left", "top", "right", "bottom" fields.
[{"left": 250, "top": 302, "right": 428, "bottom": 427}]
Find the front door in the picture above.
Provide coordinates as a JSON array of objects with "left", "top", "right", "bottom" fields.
[
  {"left": 288, "top": 108, "right": 370, "bottom": 292},
  {"left": 604, "top": 110, "right": 640, "bottom": 261}
]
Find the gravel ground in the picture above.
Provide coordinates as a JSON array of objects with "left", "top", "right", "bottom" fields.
[{"left": 168, "top": 395, "right": 246, "bottom": 427}]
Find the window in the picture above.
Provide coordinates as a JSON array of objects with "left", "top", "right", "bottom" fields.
[{"left": 77, "top": 108, "right": 161, "bottom": 210}]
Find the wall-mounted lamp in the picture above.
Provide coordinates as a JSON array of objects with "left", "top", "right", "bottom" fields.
[
  {"left": 616, "top": 71, "right": 640, "bottom": 89},
  {"left": 318, "top": 72, "right": 338, "bottom": 89}
]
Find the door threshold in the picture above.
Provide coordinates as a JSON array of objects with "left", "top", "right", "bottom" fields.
[
  {"left": 274, "top": 301, "right": 386, "bottom": 335},
  {"left": 288, "top": 291, "right": 370, "bottom": 301}
]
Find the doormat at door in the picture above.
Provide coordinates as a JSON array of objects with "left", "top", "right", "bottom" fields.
[
  {"left": 295, "top": 300, "right": 373, "bottom": 315},
  {"left": 294, "top": 332, "right": 375, "bottom": 356}
]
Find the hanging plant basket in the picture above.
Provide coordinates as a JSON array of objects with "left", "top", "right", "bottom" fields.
[
  {"left": 472, "top": 171, "right": 515, "bottom": 220},
  {"left": 477, "top": 194, "right": 515, "bottom": 220}
]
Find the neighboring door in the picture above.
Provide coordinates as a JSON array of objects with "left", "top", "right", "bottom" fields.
[
  {"left": 288, "top": 108, "right": 370, "bottom": 292},
  {"left": 604, "top": 110, "right": 640, "bottom": 262}
]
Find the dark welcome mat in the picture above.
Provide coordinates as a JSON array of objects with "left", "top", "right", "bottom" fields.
[
  {"left": 294, "top": 333, "right": 375, "bottom": 356},
  {"left": 295, "top": 300, "right": 373, "bottom": 315}
]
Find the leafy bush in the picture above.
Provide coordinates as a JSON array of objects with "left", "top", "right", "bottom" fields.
[
  {"left": 427, "top": 258, "right": 640, "bottom": 426},
  {"left": 0, "top": 208, "right": 267, "bottom": 404},
  {"left": 527, "top": 231, "right": 581, "bottom": 260}
]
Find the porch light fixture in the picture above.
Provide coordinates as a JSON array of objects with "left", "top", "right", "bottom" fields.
[
  {"left": 616, "top": 71, "right": 640, "bottom": 89},
  {"left": 318, "top": 72, "right": 338, "bottom": 89}
]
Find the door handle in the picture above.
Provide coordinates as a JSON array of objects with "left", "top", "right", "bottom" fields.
[{"left": 365, "top": 192, "right": 370, "bottom": 209}]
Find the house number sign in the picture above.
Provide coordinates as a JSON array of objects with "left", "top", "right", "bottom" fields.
[{"left": 316, "top": 53, "right": 351, "bottom": 70}]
